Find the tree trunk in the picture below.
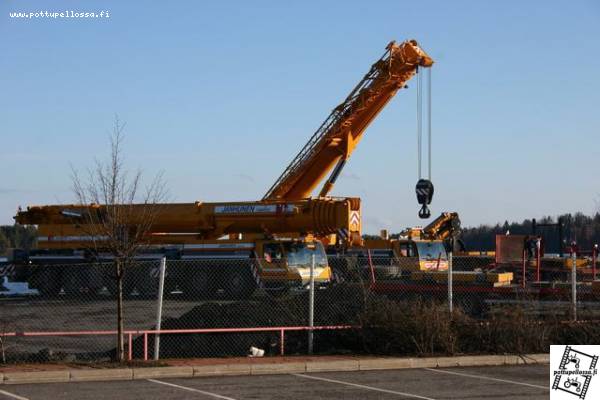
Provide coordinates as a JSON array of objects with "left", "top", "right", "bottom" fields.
[{"left": 116, "top": 259, "right": 125, "bottom": 362}]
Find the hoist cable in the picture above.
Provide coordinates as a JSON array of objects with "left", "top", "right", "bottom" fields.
[
  {"left": 427, "top": 67, "right": 432, "bottom": 180},
  {"left": 416, "top": 68, "right": 422, "bottom": 180}
]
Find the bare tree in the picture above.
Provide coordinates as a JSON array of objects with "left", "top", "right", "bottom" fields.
[{"left": 71, "top": 118, "right": 166, "bottom": 361}]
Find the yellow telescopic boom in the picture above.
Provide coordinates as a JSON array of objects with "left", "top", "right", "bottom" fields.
[{"left": 15, "top": 197, "right": 362, "bottom": 248}]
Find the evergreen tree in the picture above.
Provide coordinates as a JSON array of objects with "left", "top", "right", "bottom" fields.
[
  {"left": 0, "top": 229, "right": 9, "bottom": 254},
  {"left": 458, "top": 213, "right": 600, "bottom": 253}
]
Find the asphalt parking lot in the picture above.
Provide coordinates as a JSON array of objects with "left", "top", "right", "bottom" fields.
[{"left": 0, "top": 364, "right": 549, "bottom": 400}]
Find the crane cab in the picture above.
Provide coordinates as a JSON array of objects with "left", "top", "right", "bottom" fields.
[
  {"left": 178, "top": 237, "right": 332, "bottom": 295},
  {"left": 362, "top": 238, "right": 448, "bottom": 272},
  {"left": 256, "top": 239, "right": 331, "bottom": 291},
  {"left": 394, "top": 239, "right": 448, "bottom": 271}
]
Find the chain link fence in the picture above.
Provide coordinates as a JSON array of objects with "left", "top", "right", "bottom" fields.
[{"left": 1, "top": 253, "right": 599, "bottom": 363}]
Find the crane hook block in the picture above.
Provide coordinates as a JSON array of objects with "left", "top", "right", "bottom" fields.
[{"left": 416, "top": 179, "right": 434, "bottom": 219}]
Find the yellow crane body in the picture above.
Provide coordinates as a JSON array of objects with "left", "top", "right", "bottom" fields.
[{"left": 16, "top": 197, "right": 361, "bottom": 248}]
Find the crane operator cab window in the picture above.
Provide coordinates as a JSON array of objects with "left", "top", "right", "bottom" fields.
[
  {"left": 283, "top": 241, "right": 328, "bottom": 268},
  {"left": 415, "top": 241, "right": 448, "bottom": 261},
  {"left": 398, "top": 242, "right": 417, "bottom": 258},
  {"left": 263, "top": 243, "right": 284, "bottom": 265}
]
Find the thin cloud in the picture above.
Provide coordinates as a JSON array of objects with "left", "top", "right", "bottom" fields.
[
  {"left": 341, "top": 172, "right": 360, "bottom": 181},
  {"left": 234, "top": 173, "right": 256, "bottom": 183},
  {"left": 0, "top": 188, "right": 34, "bottom": 194},
  {"left": 364, "top": 215, "right": 391, "bottom": 232},
  {"left": 0, "top": 153, "right": 51, "bottom": 161}
]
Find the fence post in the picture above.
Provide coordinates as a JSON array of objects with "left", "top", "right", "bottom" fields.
[
  {"left": 128, "top": 332, "right": 133, "bottom": 361},
  {"left": 308, "top": 253, "right": 315, "bottom": 355},
  {"left": 154, "top": 257, "right": 167, "bottom": 360},
  {"left": 571, "top": 251, "right": 577, "bottom": 322},
  {"left": 448, "top": 249, "right": 453, "bottom": 315}
]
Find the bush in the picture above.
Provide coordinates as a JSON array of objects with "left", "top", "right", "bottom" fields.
[
  {"left": 355, "top": 297, "right": 600, "bottom": 357},
  {"left": 358, "top": 297, "right": 463, "bottom": 356}
]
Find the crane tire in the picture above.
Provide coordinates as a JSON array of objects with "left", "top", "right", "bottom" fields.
[
  {"left": 224, "top": 263, "right": 256, "bottom": 300},
  {"left": 35, "top": 267, "right": 62, "bottom": 297},
  {"left": 181, "top": 268, "right": 215, "bottom": 299}
]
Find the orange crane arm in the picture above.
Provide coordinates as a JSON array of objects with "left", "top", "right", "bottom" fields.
[
  {"left": 421, "top": 212, "right": 461, "bottom": 240},
  {"left": 397, "top": 212, "right": 461, "bottom": 241},
  {"left": 263, "top": 40, "right": 433, "bottom": 201}
]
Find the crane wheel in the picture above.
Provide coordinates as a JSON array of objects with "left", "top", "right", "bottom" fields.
[
  {"left": 104, "top": 272, "right": 135, "bottom": 298},
  {"left": 181, "top": 268, "right": 215, "bottom": 299},
  {"left": 35, "top": 267, "right": 62, "bottom": 297},
  {"left": 133, "top": 264, "right": 162, "bottom": 298},
  {"left": 266, "top": 286, "right": 290, "bottom": 298},
  {"left": 63, "top": 271, "right": 85, "bottom": 296},
  {"left": 224, "top": 263, "right": 256, "bottom": 300}
]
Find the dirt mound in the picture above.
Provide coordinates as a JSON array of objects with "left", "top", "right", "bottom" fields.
[{"left": 131, "top": 285, "right": 366, "bottom": 358}]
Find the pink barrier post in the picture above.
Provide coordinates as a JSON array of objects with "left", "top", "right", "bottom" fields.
[
  {"left": 128, "top": 333, "right": 133, "bottom": 361},
  {"left": 143, "top": 332, "right": 148, "bottom": 361},
  {"left": 593, "top": 245, "right": 598, "bottom": 281},
  {"left": 367, "top": 249, "right": 376, "bottom": 287},
  {"left": 522, "top": 249, "right": 527, "bottom": 288},
  {"left": 536, "top": 248, "right": 541, "bottom": 282},
  {"left": 280, "top": 329, "right": 285, "bottom": 356}
]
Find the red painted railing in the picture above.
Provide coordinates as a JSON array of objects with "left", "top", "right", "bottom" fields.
[{"left": 0, "top": 325, "right": 357, "bottom": 361}]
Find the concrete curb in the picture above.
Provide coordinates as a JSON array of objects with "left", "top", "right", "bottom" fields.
[
  {"left": 70, "top": 368, "right": 133, "bottom": 382},
  {"left": 0, "top": 354, "right": 549, "bottom": 385},
  {"left": 193, "top": 364, "right": 252, "bottom": 377},
  {"left": 2, "top": 370, "right": 70, "bottom": 385},
  {"left": 306, "top": 359, "right": 360, "bottom": 372},
  {"left": 133, "top": 366, "right": 193, "bottom": 380}
]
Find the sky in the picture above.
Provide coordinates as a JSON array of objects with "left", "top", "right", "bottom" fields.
[{"left": 1, "top": 0, "right": 599, "bottom": 233}]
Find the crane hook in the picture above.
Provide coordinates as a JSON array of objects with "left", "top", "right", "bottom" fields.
[{"left": 416, "top": 178, "right": 434, "bottom": 219}]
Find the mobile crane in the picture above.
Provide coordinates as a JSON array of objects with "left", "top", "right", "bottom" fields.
[
  {"left": 364, "top": 211, "right": 461, "bottom": 270},
  {"left": 256, "top": 40, "right": 460, "bottom": 273},
  {"left": 327, "top": 212, "right": 461, "bottom": 283},
  {"left": 14, "top": 198, "right": 359, "bottom": 297},
  {"left": 12, "top": 39, "right": 436, "bottom": 298}
]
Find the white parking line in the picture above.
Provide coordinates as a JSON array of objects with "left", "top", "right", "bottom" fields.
[
  {"left": 147, "top": 379, "right": 238, "bottom": 400},
  {"left": 292, "top": 373, "right": 437, "bottom": 400},
  {"left": 423, "top": 368, "right": 548, "bottom": 390},
  {"left": 0, "top": 389, "right": 30, "bottom": 400}
]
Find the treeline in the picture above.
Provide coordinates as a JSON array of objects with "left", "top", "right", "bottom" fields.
[
  {"left": 0, "top": 225, "right": 38, "bottom": 254},
  {"left": 362, "top": 212, "right": 600, "bottom": 253},
  {"left": 460, "top": 212, "right": 600, "bottom": 253}
]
